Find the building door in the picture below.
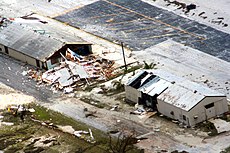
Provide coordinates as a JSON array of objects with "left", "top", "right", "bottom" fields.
[
  {"left": 205, "top": 103, "right": 216, "bottom": 119},
  {"left": 4, "top": 46, "right": 8, "bottom": 54},
  {"left": 36, "top": 59, "right": 40, "bottom": 68},
  {"left": 141, "top": 93, "right": 158, "bottom": 110}
]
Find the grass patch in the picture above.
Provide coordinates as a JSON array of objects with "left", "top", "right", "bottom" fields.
[
  {"left": 80, "top": 97, "right": 108, "bottom": 109},
  {"left": 221, "top": 146, "right": 230, "bottom": 153},
  {"left": 0, "top": 104, "right": 142, "bottom": 153},
  {"left": 196, "top": 121, "right": 218, "bottom": 136}
]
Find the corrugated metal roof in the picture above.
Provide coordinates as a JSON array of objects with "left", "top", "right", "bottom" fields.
[
  {"left": 15, "top": 14, "right": 88, "bottom": 44},
  {"left": 126, "top": 70, "right": 146, "bottom": 86},
  {"left": 0, "top": 22, "right": 65, "bottom": 61},
  {"left": 146, "top": 69, "right": 225, "bottom": 97},
  {"left": 158, "top": 84, "right": 205, "bottom": 111},
  {"left": 140, "top": 79, "right": 172, "bottom": 96}
]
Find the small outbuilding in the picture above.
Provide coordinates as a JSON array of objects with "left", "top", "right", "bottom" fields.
[
  {"left": 0, "top": 17, "right": 91, "bottom": 69},
  {"left": 125, "top": 70, "right": 228, "bottom": 126}
]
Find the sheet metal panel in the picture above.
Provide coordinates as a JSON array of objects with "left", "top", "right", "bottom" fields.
[
  {"left": 55, "top": 68, "right": 73, "bottom": 87},
  {"left": 158, "top": 85, "right": 205, "bottom": 111},
  {"left": 66, "top": 61, "right": 89, "bottom": 78}
]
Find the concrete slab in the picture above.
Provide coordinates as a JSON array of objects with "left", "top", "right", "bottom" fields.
[{"left": 210, "top": 119, "right": 230, "bottom": 133}]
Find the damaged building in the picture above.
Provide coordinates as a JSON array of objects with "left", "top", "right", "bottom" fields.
[
  {"left": 0, "top": 19, "right": 91, "bottom": 69},
  {"left": 125, "top": 70, "right": 228, "bottom": 126}
]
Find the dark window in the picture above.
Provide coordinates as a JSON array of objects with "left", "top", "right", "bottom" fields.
[
  {"left": 205, "top": 103, "right": 214, "bottom": 109},
  {"left": 42, "top": 62, "right": 47, "bottom": 69},
  {"left": 183, "top": 115, "right": 186, "bottom": 121},
  {"left": 4, "top": 46, "right": 8, "bottom": 54},
  {"left": 51, "top": 58, "right": 59, "bottom": 65},
  {"left": 170, "top": 111, "right": 174, "bottom": 115},
  {"left": 0, "top": 48, "right": 2, "bottom": 52}
]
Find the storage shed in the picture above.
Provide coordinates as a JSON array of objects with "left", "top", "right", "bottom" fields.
[
  {"left": 0, "top": 20, "right": 91, "bottom": 69},
  {"left": 125, "top": 70, "right": 228, "bottom": 126}
]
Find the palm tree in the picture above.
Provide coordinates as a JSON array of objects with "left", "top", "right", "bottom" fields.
[{"left": 143, "top": 61, "right": 156, "bottom": 69}]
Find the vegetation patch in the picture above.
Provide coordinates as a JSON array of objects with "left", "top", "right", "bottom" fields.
[
  {"left": 0, "top": 103, "right": 142, "bottom": 153},
  {"left": 195, "top": 121, "right": 218, "bottom": 136},
  {"left": 220, "top": 145, "right": 230, "bottom": 153},
  {"left": 80, "top": 97, "right": 108, "bottom": 109}
]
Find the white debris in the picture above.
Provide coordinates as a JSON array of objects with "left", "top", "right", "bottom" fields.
[
  {"left": 58, "top": 125, "right": 75, "bottom": 134},
  {"left": 28, "top": 108, "right": 35, "bottom": 113},
  {"left": 2, "top": 122, "right": 14, "bottom": 126},
  {"left": 63, "top": 87, "right": 74, "bottom": 94},
  {"left": 74, "top": 130, "right": 89, "bottom": 138},
  {"left": 91, "top": 87, "right": 103, "bottom": 94},
  {"left": 89, "top": 128, "right": 94, "bottom": 140}
]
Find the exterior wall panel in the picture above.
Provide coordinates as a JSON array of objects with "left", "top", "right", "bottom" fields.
[
  {"left": 8, "top": 48, "right": 37, "bottom": 67},
  {"left": 125, "top": 86, "right": 141, "bottom": 104},
  {"left": 157, "top": 96, "right": 228, "bottom": 126},
  {"left": 8, "top": 48, "right": 26, "bottom": 62}
]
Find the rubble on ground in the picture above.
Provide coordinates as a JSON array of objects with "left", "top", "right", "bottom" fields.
[{"left": 25, "top": 48, "right": 118, "bottom": 93}]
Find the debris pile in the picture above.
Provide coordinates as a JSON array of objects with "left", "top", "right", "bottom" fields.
[
  {"left": 74, "top": 128, "right": 95, "bottom": 143},
  {"left": 7, "top": 104, "right": 35, "bottom": 121},
  {"left": 0, "top": 17, "right": 12, "bottom": 29},
  {"left": 26, "top": 48, "right": 116, "bottom": 93}
]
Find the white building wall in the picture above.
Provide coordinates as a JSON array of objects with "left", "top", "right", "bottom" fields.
[
  {"left": 157, "top": 100, "right": 183, "bottom": 122},
  {"left": 8, "top": 48, "right": 37, "bottom": 66},
  {"left": 157, "top": 96, "right": 228, "bottom": 126},
  {"left": 125, "top": 86, "right": 141, "bottom": 104},
  {"left": 157, "top": 100, "right": 190, "bottom": 124},
  {"left": 188, "top": 96, "right": 228, "bottom": 126}
]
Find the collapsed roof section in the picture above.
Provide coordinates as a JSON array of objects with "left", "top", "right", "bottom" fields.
[
  {"left": 0, "top": 14, "right": 91, "bottom": 63},
  {"left": 127, "top": 70, "right": 226, "bottom": 111}
]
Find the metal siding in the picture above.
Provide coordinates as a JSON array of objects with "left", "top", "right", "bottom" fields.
[
  {"left": 125, "top": 85, "right": 141, "bottom": 103},
  {"left": 158, "top": 85, "right": 205, "bottom": 111},
  {"left": 25, "top": 56, "right": 37, "bottom": 67}
]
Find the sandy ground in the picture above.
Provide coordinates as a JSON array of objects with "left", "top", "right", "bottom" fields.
[
  {"left": 0, "top": 0, "right": 230, "bottom": 152},
  {"left": 0, "top": 82, "right": 34, "bottom": 110}
]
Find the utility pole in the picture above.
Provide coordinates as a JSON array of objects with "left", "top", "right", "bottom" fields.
[{"left": 121, "top": 42, "right": 127, "bottom": 71}]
